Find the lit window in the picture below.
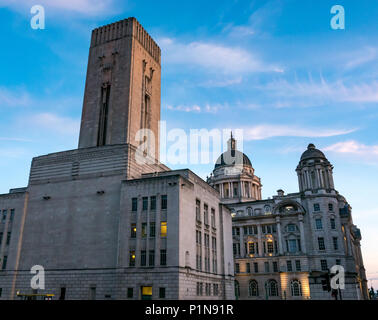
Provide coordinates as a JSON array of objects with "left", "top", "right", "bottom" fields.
[
  {"left": 130, "top": 224, "right": 136, "bottom": 238},
  {"left": 141, "top": 286, "right": 152, "bottom": 299},
  {"left": 291, "top": 280, "right": 302, "bottom": 296},
  {"left": 249, "top": 280, "right": 259, "bottom": 297},
  {"left": 129, "top": 251, "right": 136, "bottom": 267},
  {"left": 160, "top": 222, "right": 167, "bottom": 237},
  {"left": 141, "top": 223, "right": 147, "bottom": 238}
]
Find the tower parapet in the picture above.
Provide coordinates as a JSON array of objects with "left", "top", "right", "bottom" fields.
[{"left": 90, "top": 17, "right": 161, "bottom": 64}]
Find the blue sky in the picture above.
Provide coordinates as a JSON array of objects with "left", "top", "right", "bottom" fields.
[{"left": 0, "top": 0, "right": 378, "bottom": 289}]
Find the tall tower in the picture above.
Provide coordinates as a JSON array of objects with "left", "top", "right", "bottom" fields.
[
  {"left": 78, "top": 17, "right": 161, "bottom": 160},
  {"left": 296, "top": 143, "right": 335, "bottom": 193}
]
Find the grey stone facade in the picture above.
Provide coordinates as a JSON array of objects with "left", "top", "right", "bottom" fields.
[
  {"left": 208, "top": 139, "right": 369, "bottom": 300},
  {"left": 0, "top": 18, "right": 234, "bottom": 300}
]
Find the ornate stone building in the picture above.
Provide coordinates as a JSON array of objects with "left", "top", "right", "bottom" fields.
[
  {"left": 208, "top": 137, "right": 369, "bottom": 300},
  {"left": 0, "top": 18, "right": 235, "bottom": 300}
]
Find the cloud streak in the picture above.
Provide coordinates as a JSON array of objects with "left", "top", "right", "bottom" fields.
[
  {"left": 243, "top": 124, "right": 356, "bottom": 140},
  {"left": 159, "top": 37, "right": 283, "bottom": 75},
  {"left": 324, "top": 140, "right": 378, "bottom": 161},
  {"left": 0, "top": 0, "right": 121, "bottom": 16},
  {"left": 259, "top": 78, "right": 378, "bottom": 105}
]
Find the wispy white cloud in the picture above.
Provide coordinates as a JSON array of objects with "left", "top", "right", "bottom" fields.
[
  {"left": 345, "top": 47, "right": 378, "bottom": 70},
  {"left": 243, "top": 124, "right": 356, "bottom": 140},
  {"left": 259, "top": 78, "right": 378, "bottom": 105},
  {"left": 166, "top": 104, "right": 221, "bottom": 114},
  {"left": 0, "top": 0, "right": 121, "bottom": 16},
  {"left": 159, "top": 37, "right": 283, "bottom": 75},
  {"left": 27, "top": 113, "right": 80, "bottom": 136},
  {"left": 0, "top": 87, "right": 32, "bottom": 108},
  {"left": 324, "top": 140, "right": 378, "bottom": 162}
]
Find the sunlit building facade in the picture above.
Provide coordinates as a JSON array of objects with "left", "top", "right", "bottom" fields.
[{"left": 208, "top": 138, "right": 369, "bottom": 300}]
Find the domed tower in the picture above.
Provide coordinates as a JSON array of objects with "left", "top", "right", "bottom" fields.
[
  {"left": 296, "top": 143, "right": 335, "bottom": 194},
  {"left": 207, "top": 134, "right": 262, "bottom": 204}
]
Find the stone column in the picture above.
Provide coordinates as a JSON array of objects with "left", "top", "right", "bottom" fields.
[
  {"left": 220, "top": 183, "right": 224, "bottom": 198},
  {"left": 240, "top": 181, "right": 244, "bottom": 199},
  {"left": 239, "top": 226, "right": 244, "bottom": 258},
  {"left": 229, "top": 182, "right": 232, "bottom": 198},
  {"left": 298, "top": 214, "right": 306, "bottom": 254},
  {"left": 275, "top": 217, "right": 284, "bottom": 255},
  {"left": 257, "top": 224, "right": 263, "bottom": 257}
]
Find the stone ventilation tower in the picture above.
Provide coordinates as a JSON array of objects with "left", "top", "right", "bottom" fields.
[
  {"left": 296, "top": 143, "right": 335, "bottom": 193},
  {"left": 78, "top": 17, "right": 161, "bottom": 161}
]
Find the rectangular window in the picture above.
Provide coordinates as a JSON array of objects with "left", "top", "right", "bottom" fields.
[
  {"left": 213, "top": 284, "right": 219, "bottom": 296},
  {"left": 321, "top": 259, "right": 328, "bottom": 271},
  {"left": 130, "top": 223, "right": 137, "bottom": 238},
  {"left": 287, "top": 260, "right": 292, "bottom": 272},
  {"left": 2, "top": 256, "right": 7, "bottom": 270},
  {"left": 2, "top": 210, "right": 7, "bottom": 222},
  {"left": 330, "top": 218, "right": 336, "bottom": 230},
  {"left": 150, "top": 196, "right": 156, "bottom": 211},
  {"left": 211, "top": 208, "right": 216, "bottom": 228},
  {"left": 264, "top": 262, "right": 270, "bottom": 273},
  {"left": 127, "top": 288, "right": 133, "bottom": 298},
  {"left": 141, "top": 223, "right": 147, "bottom": 238},
  {"left": 333, "top": 237, "right": 339, "bottom": 250},
  {"left": 315, "top": 218, "right": 323, "bottom": 230},
  {"left": 132, "top": 198, "right": 138, "bottom": 212},
  {"left": 253, "top": 225, "right": 258, "bottom": 234},
  {"left": 273, "top": 261, "right": 278, "bottom": 272},
  {"left": 336, "top": 259, "right": 341, "bottom": 266},
  {"left": 204, "top": 204, "right": 209, "bottom": 226},
  {"left": 0, "top": 232, "right": 2, "bottom": 245},
  {"left": 254, "top": 262, "right": 259, "bottom": 273},
  {"left": 159, "top": 287, "right": 166, "bottom": 299},
  {"left": 246, "top": 263, "right": 251, "bottom": 273},
  {"left": 328, "top": 203, "right": 334, "bottom": 211},
  {"left": 160, "top": 222, "right": 167, "bottom": 237},
  {"left": 6, "top": 232, "right": 11, "bottom": 245},
  {"left": 140, "top": 250, "right": 146, "bottom": 266},
  {"left": 10, "top": 209, "right": 14, "bottom": 222},
  {"left": 248, "top": 242, "right": 255, "bottom": 254},
  {"left": 314, "top": 203, "right": 320, "bottom": 212},
  {"left": 129, "top": 251, "right": 136, "bottom": 267},
  {"left": 161, "top": 195, "right": 167, "bottom": 210},
  {"left": 160, "top": 249, "right": 167, "bottom": 266},
  {"left": 150, "top": 222, "right": 156, "bottom": 237},
  {"left": 267, "top": 241, "right": 274, "bottom": 253},
  {"left": 235, "top": 263, "right": 240, "bottom": 273},
  {"left": 149, "top": 250, "right": 155, "bottom": 266},
  {"left": 142, "top": 197, "right": 148, "bottom": 211},
  {"left": 288, "top": 239, "right": 298, "bottom": 253},
  {"left": 295, "top": 260, "right": 301, "bottom": 271},
  {"left": 318, "top": 237, "right": 326, "bottom": 251},
  {"left": 196, "top": 200, "right": 201, "bottom": 222}
]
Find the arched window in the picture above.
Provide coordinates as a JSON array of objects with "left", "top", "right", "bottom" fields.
[
  {"left": 249, "top": 280, "right": 259, "bottom": 297},
  {"left": 266, "top": 280, "right": 279, "bottom": 296},
  {"left": 235, "top": 281, "right": 240, "bottom": 299},
  {"left": 291, "top": 280, "right": 302, "bottom": 296},
  {"left": 247, "top": 207, "right": 253, "bottom": 216}
]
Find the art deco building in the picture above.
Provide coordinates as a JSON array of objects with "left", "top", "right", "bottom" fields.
[
  {"left": 0, "top": 18, "right": 235, "bottom": 300},
  {"left": 208, "top": 137, "right": 369, "bottom": 300}
]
